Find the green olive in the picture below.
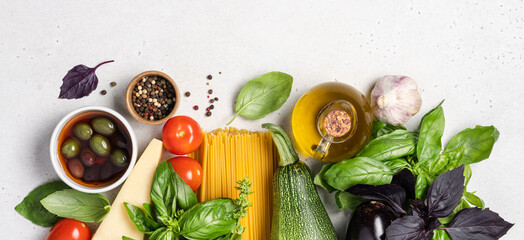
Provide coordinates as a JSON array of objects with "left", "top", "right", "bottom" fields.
[
  {"left": 89, "top": 134, "right": 111, "bottom": 157},
  {"left": 73, "top": 122, "right": 93, "bottom": 140},
  {"left": 61, "top": 137, "right": 80, "bottom": 159},
  {"left": 110, "top": 148, "right": 129, "bottom": 167},
  {"left": 91, "top": 117, "right": 116, "bottom": 136}
]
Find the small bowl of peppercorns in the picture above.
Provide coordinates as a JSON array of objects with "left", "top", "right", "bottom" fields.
[{"left": 125, "top": 71, "right": 180, "bottom": 124}]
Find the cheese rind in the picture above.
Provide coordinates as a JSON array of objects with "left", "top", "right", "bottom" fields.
[{"left": 92, "top": 139, "right": 164, "bottom": 240}]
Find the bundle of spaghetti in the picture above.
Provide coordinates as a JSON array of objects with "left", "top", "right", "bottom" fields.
[{"left": 189, "top": 127, "right": 278, "bottom": 240}]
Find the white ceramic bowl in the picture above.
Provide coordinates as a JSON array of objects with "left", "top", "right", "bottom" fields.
[{"left": 50, "top": 106, "right": 138, "bottom": 193}]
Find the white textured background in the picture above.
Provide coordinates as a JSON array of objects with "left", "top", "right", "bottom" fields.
[{"left": 1, "top": 1, "right": 523, "bottom": 239}]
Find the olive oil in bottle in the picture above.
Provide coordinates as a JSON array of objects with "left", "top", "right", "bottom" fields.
[{"left": 291, "top": 82, "right": 373, "bottom": 162}]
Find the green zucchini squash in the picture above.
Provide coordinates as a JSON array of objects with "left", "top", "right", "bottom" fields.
[{"left": 262, "top": 123, "right": 337, "bottom": 240}]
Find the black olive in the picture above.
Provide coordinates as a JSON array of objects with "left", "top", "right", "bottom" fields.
[
  {"left": 83, "top": 164, "right": 101, "bottom": 182},
  {"left": 99, "top": 161, "right": 114, "bottom": 182},
  {"left": 346, "top": 201, "right": 397, "bottom": 240}
]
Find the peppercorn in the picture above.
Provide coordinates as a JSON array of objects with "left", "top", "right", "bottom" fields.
[
  {"left": 210, "top": 99, "right": 215, "bottom": 103},
  {"left": 131, "top": 75, "right": 176, "bottom": 121},
  {"left": 214, "top": 97, "right": 219, "bottom": 101},
  {"left": 185, "top": 91, "right": 191, "bottom": 97},
  {"left": 101, "top": 90, "right": 107, "bottom": 95},
  {"left": 205, "top": 111, "right": 212, "bottom": 116},
  {"left": 207, "top": 75, "right": 212, "bottom": 80},
  {"left": 208, "top": 89, "right": 213, "bottom": 94},
  {"left": 193, "top": 105, "right": 199, "bottom": 110},
  {"left": 110, "top": 82, "right": 117, "bottom": 87},
  {"left": 210, "top": 105, "right": 214, "bottom": 109}
]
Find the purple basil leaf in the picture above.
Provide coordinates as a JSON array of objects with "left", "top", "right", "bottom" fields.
[
  {"left": 391, "top": 168, "right": 415, "bottom": 200},
  {"left": 440, "top": 207, "right": 513, "bottom": 240},
  {"left": 386, "top": 215, "right": 430, "bottom": 240},
  {"left": 410, "top": 199, "right": 428, "bottom": 219},
  {"left": 58, "top": 60, "right": 114, "bottom": 99},
  {"left": 347, "top": 184, "right": 406, "bottom": 214},
  {"left": 427, "top": 165, "right": 465, "bottom": 218}
]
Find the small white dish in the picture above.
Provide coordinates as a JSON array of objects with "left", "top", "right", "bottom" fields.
[{"left": 49, "top": 106, "right": 138, "bottom": 193}]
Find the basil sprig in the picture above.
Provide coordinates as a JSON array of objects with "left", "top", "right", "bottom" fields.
[
  {"left": 124, "top": 161, "right": 252, "bottom": 240},
  {"left": 15, "top": 181, "right": 70, "bottom": 227}
]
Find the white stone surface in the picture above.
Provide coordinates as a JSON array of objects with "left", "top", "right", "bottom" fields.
[{"left": 1, "top": 1, "right": 523, "bottom": 239}]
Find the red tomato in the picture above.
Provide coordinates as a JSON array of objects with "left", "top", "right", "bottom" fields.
[
  {"left": 167, "top": 156, "right": 203, "bottom": 191},
  {"left": 162, "top": 116, "right": 203, "bottom": 155},
  {"left": 46, "top": 219, "right": 91, "bottom": 240}
]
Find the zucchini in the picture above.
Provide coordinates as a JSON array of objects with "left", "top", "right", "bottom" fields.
[{"left": 263, "top": 123, "right": 337, "bottom": 240}]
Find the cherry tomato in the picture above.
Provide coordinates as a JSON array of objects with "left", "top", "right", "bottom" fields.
[
  {"left": 162, "top": 116, "right": 203, "bottom": 155},
  {"left": 46, "top": 219, "right": 91, "bottom": 240},
  {"left": 167, "top": 156, "right": 203, "bottom": 191}
]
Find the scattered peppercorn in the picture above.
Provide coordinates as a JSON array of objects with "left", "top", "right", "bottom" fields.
[
  {"left": 110, "top": 82, "right": 117, "bottom": 87},
  {"left": 209, "top": 99, "right": 214, "bottom": 103},
  {"left": 214, "top": 97, "right": 219, "bottom": 101},
  {"left": 206, "top": 111, "right": 212, "bottom": 116},
  {"left": 209, "top": 105, "right": 214, "bottom": 109},
  {"left": 193, "top": 105, "right": 199, "bottom": 110},
  {"left": 219, "top": 72, "right": 222, "bottom": 74},
  {"left": 131, "top": 75, "right": 176, "bottom": 121},
  {"left": 208, "top": 89, "right": 213, "bottom": 94},
  {"left": 101, "top": 90, "right": 107, "bottom": 95},
  {"left": 185, "top": 91, "right": 191, "bottom": 97},
  {"left": 207, "top": 75, "right": 212, "bottom": 80}
]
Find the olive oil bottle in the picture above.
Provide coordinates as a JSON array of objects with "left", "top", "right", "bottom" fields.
[{"left": 291, "top": 82, "right": 373, "bottom": 162}]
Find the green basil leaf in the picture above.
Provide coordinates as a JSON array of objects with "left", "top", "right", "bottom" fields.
[
  {"left": 123, "top": 202, "right": 162, "bottom": 234},
  {"left": 443, "top": 125, "right": 499, "bottom": 165},
  {"left": 376, "top": 124, "right": 406, "bottom": 139},
  {"left": 384, "top": 158, "right": 411, "bottom": 174},
  {"left": 464, "top": 192, "right": 485, "bottom": 209},
  {"left": 143, "top": 203, "right": 156, "bottom": 219},
  {"left": 357, "top": 130, "right": 417, "bottom": 162},
  {"left": 432, "top": 229, "right": 452, "bottom": 240},
  {"left": 173, "top": 170, "right": 198, "bottom": 211},
  {"left": 335, "top": 191, "right": 366, "bottom": 210},
  {"left": 180, "top": 198, "right": 239, "bottom": 239},
  {"left": 314, "top": 163, "right": 336, "bottom": 192},
  {"left": 122, "top": 236, "right": 136, "bottom": 240},
  {"left": 40, "top": 189, "right": 110, "bottom": 222},
  {"left": 325, "top": 157, "right": 394, "bottom": 190},
  {"left": 438, "top": 198, "right": 470, "bottom": 225},
  {"left": 14, "top": 181, "right": 70, "bottom": 227},
  {"left": 418, "top": 147, "right": 465, "bottom": 178},
  {"left": 371, "top": 120, "right": 387, "bottom": 139},
  {"left": 151, "top": 161, "right": 176, "bottom": 217},
  {"left": 228, "top": 72, "right": 293, "bottom": 125},
  {"left": 417, "top": 101, "right": 445, "bottom": 162},
  {"left": 415, "top": 173, "right": 429, "bottom": 200},
  {"left": 463, "top": 165, "right": 472, "bottom": 187},
  {"left": 149, "top": 227, "right": 167, "bottom": 240}
]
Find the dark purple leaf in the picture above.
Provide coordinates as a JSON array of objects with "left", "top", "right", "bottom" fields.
[
  {"left": 427, "top": 165, "right": 465, "bottom": 218},
  {"left": 440, "top": 208, "right": 513, "bottom": 240},
  {"left": 410, "top": 199, "right": 427, "bottom": 219},
  {"left": 347, "top": 184, "right": 406, "bottom": 214},
  {"left": 58, "top": 60, "right": 114, "bottom": 99},
  {"left": 426, "top": 217, "right": 441, "bottom": 231},
  {"left": 392, "top": 168, "right": 415, "bottom": 200},
  {"left": 386, "top": 215, "right": 430, "bottom": 240}
]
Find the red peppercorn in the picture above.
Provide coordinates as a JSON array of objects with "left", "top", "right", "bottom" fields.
[{"left": 193, "top": 105, "right": 199, "bottom": 110}]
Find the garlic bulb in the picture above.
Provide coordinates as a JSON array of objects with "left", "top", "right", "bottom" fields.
[{"left": 371, "top": 75, "right": 422, "bottom": 125}]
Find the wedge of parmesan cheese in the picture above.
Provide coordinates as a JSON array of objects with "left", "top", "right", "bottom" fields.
[{"left": 92, "top": 139, "right": 164, "bottom": 240}]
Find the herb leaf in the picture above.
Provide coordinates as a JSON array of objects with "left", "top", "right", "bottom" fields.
[
  {"left": 14, "top": 181, "right": 70, "bottom": 227},
  {"left": 417, "top": 101, "right": 445, "bottom": 163},
  {"left": 415, "top": 172, "right": 430, "bottom": 200},
  {"left": 441, "top": 208, "right": 513, "bottom": 239},
  {"left": 384, "top": 158, "right": 411, "bottom": 174},
  {"left": 228, "top": 72, "right": 293, "bottom": 125},
  {"left": 313, "top": 163, "right": 336, "bottom": 192},
  {"left": 427, "top": 166, "right": 465, "bottom": 218},
  {"left": 419, "top": 147, "right": 465, "bottom": 178},
  {"left": 386, "top": 215, "right": 430, "bottom": 240},
  {"left": 179, "top": 199, "right": 240, "bottom": 239},
  {"left": 438, "top": 198, "right": 470, "bottom": 225},
  {"left": 357, "top": 130, "right": 417, "bottom": 162},
  {"left": 124, "top": 202, "right": 162, "bottom": 234},
  {"left": 464, "top": 192, "right": 485, "bottom": 209},
  {"left": 346, "top": 184, "right": 407, "bottom": 214},
  {"left": 432, "top": 229, "right": 452, "bottom": 240},
  {"left": 391, "top": 168, "right": 415, "bottom": 200},
  {"left": 443, "top": 125, "right": 499, "bottom": 165},
  {"left": 40, "top": 189, "right": 110, "bottom": 222},
  {"left": 324, "top": 157, "right": 394, "bottom": 190},
  {"left": 334, "top": 191, "right": 365, "bottom": 210},
  {"left": 150, "top": 161, "right": 176, "bottom": 217},
  {"left": 58, "top": 60, "right": 114, "bottom": 99},
  {"left": 172, "top": 170, "right": 198, "bottom": 211}
]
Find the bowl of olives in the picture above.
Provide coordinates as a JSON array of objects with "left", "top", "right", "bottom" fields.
[{"left": 50, "top": 106, "right": 138, "bottom": 193}]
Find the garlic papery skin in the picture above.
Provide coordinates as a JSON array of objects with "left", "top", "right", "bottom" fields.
[{"left": 371, "top": 75, "right": 422, "bottom": 125}]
